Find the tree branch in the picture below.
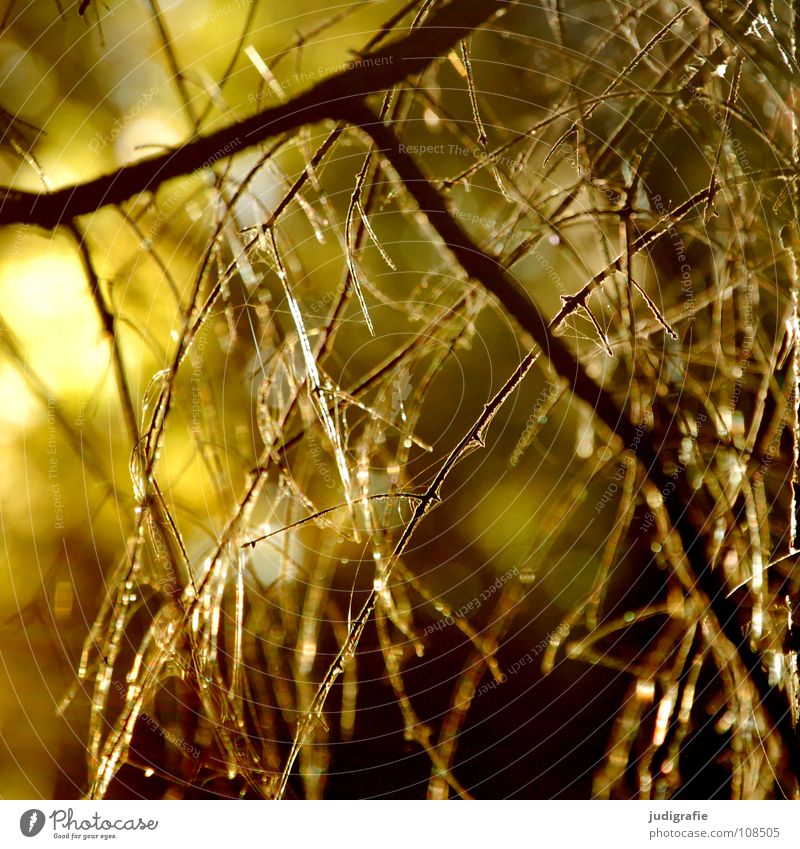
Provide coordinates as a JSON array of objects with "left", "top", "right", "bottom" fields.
[
  {"left": 6, "top": 0, "right": 796, "bottom": 793},
  {"left": 351, "top": 100, "right": 800, "bottom": 788},
  {"left": 0, "top": 0, "right": 506, "bottom": 229}
]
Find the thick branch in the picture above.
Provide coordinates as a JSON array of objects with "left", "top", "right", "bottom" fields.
[
  {"left": 6, "top": 0, "right": 795, "bottom": 791},
  {"left": 0, "top": 0, "right": 505, "bottom": 229},
  {"left": 353, "top": 101, "right": 800, "bottom": 786}
]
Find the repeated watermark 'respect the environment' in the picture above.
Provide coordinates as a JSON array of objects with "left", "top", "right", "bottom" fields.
[
  {"left": 247, "top": 55, "right": 394, "bottom": 104},
  {"left": 46, "top": 395, "right": 65, "bottom": 531}
]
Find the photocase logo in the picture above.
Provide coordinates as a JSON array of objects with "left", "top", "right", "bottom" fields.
[
  {"left": 19, "top": 809, "right": 45, "bottom": 837},
  {"left": 14, "top": 808, "right": 159, "bottom": 839}
]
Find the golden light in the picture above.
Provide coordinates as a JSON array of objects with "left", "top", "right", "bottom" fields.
[{"left": 0, "top": 231, "right": 110, "bottom": 396}]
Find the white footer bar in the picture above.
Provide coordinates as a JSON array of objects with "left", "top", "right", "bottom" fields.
[{"left": 0, "top": 800, "right": 796, "bottom": 848}]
